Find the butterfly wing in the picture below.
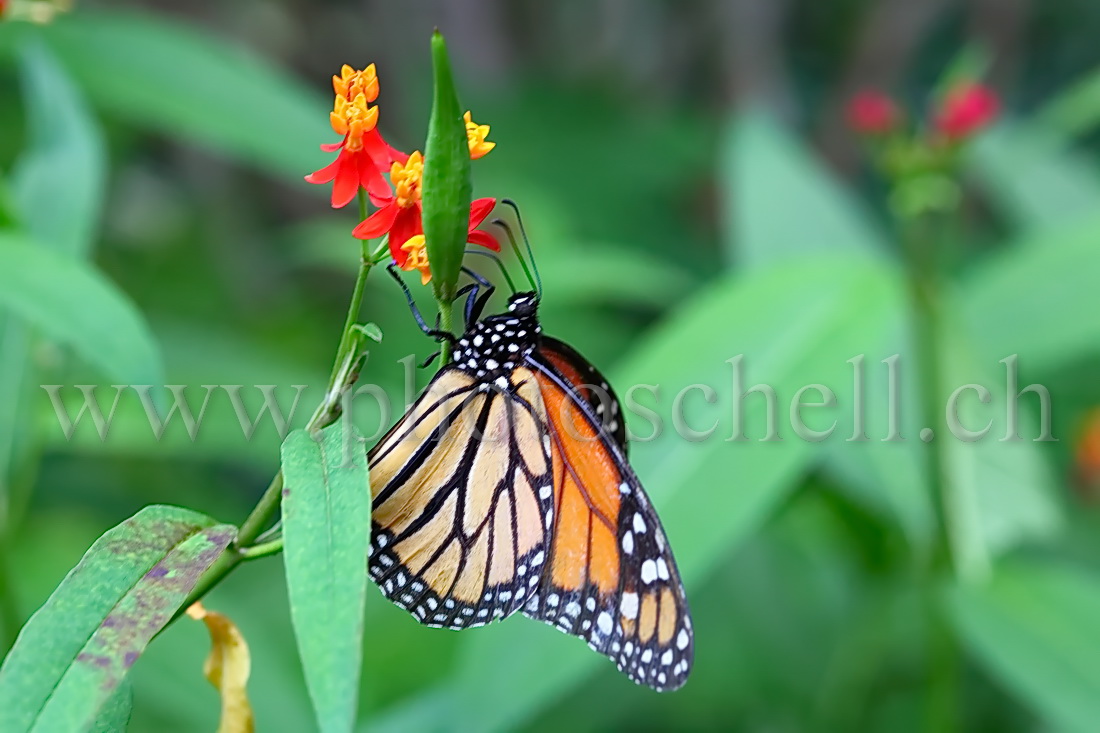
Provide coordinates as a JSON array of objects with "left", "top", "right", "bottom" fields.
[
  {"left": 521, "top": 356, "right": 694, "bottom": 691},
  {"left": 367, "top": 366, "right": 554, "bottom": 628},
  {"left": 537, "top": 336, "right": 628, "bottom": 454}
]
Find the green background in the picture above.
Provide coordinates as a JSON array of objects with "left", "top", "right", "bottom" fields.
[{"left": 2, "top": 0, "right": 1100, "bottom": 730}]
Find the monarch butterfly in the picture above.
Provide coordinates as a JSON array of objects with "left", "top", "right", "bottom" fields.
[{"left": 366, "top": 213, "right": 693, "bottom": 691}]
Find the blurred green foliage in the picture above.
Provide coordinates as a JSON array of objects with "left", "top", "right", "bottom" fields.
[{"left": 2, "top": 2, "right": 1100, "bottom": 732}]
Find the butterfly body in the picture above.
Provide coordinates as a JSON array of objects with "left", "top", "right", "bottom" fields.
[
  {"left": 368, "top": 292, "right": 693, "bottom": 690},
  {"left": 451, "top": 292, "right": 541, "bottom": 385}
]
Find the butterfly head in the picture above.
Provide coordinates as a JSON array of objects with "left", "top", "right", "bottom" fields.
[
  {"left": 453, "top": 292, "right": 541, "bottom": 381},
  {"left": 506, "top": 291, "right": 540, "bottom": 318}
]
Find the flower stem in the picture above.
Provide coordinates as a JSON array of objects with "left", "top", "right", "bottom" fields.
[
  {"left": 902, "top": 214, "right": 955, "bottom": 571},
  {"left": 358, "top": 188, "right": 369, "bottom": 223},
  {"left": 437, "top": 297, "right": 455, "bottom": 366},
  {"left": 239, "top": 538, "right": 285, "bottom": 559},
  {"left": 902, "top": 212, "right": 960, "bottom": 733},
  {"left": 237, "top": 472, "right": 284, "bottom": 548}
]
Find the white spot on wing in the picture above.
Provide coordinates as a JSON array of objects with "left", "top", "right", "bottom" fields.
[
  {"left": 621, "top": 592, "right": 639, "bottom": 619},
  {"left": 656, "top": 558, "right": 670, "bottom": 580}
]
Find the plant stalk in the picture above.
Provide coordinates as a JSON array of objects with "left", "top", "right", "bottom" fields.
[
  {"left": 437, "top": 298, "right": 455, "bottom": 366},
  {"left": 902, "top": 212, "right": 959, "bottom": 733}
]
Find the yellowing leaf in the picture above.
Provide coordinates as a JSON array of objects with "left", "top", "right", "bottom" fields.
[{"left": 187, "top": 602, "right": 255, "bottom": 733}]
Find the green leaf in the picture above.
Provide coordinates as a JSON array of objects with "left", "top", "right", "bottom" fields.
[
  {"left": 281, "top": 422, "right": 371, "bottom": 733},
  {"left": 1037, "top": 66, "right": 1100, "bottom": 139},
  {"left": 0, "top": 40, "right": 107, "bottom": 516},
  {"left": 937, "top": 320, "right": 1061, "bottom": 579},
  {"left": 946, "top": 559, "right": 1100, "bottom": 733},
  {"left": 966, "top": 122, "right": 1100, "bottom": 233},
  {"left": 10, "top": 39, "right": 106, "bottom": 258},
  {"left": 429, "top": 257, "right": 902, "bottom": 731},
  {"left": 0, "top": 505, "right": 235, "bottom": 733},
  {"left": 36, "top": 10, "right": 331, "bottom": 178},
  {"left": 721, "top": 110, "right": 888, "bottom": 267},
  {"left": 823, "top": 323, "right": 937, "bottom": 556},
  {"left": 0, "top": 232, "right": 162, "bottom": 385},
  {"left": 89, "top": 678, "right": 132, "bottom": 733},
  {"left": 961, "top": 212, "right": 1100, "bottom": 369},
  {"left": 421, "top": 31, "right": 473, "bottom": 302}
]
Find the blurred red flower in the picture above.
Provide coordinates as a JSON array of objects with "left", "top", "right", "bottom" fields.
[
  {"left": 934, "top": 82, "right": 1000, "bottom": 141},
  {"left": 1075, "top": 408, "right": 1100, "bottom": 501},
  {"left": 846, "top": 90, "right": 900, "bottom": 135}
]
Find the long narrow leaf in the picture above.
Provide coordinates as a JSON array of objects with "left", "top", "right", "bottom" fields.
[
  {"left": 961, "top": 212, "right": 1100, "bottom": 370},
  {"left": 0, "top": 233, "right": 162, "bottom": 386},
  {"left": 282, "top": 422, "right": 371, "bottom": 733},
  {"left": 0, "top": 505, "right": 235, "bottom": 732},
  {"left": 10, "top": 40, "right": 106, "bottom": 258},
  {"left": 38, "top": 11, "right": 331, "bottom": 178},
  {"left": 966, "top": 122, "right": 1100, "bottom": 233},
  {"left": 722, "top": 110, "right": 888, "bottom": 267},
  {"left": 947, "top": 559, "right": 1100, "bottom": 733}
]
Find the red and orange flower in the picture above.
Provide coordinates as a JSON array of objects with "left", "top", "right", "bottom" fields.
[
  {"left": 352, "top": 150, "right": 499, "bottom": 284},
  {"left": 308, "top": 63, "right": 500, "bottom": 283},
  {"left": 305, "top": 64, "right": 407, "bottom": 208}
]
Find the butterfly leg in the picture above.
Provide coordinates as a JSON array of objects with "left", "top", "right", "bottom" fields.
[
  {"left": 460, "top": 266, "right": 496, "bottom": 324},
  {"left": 453, "top": 282, "right": 479, "bottom": 324},
  {"left": 387, "top": 264, "right": 457, "bottom": 344}
]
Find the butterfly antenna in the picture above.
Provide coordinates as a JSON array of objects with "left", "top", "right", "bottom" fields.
[
  {"left": 501, "top": 198, "right": 542, "bottom": 298},
  {"left": 492, "top": 218, "right": 538, "bottom": 295},
  {"left": 465, "top": 248, "right": 518, "bottom": 294}
]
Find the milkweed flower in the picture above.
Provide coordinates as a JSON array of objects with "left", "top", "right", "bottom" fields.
[
  {"left": 352, "top": 152, "right": 499, "bottom": 283},
  {"left": 934, "top": 82, "right": 999, "bottom": 141},
  {"left": 464, "top": 111, "right": 495, "bottom": 159},
  {"left": 351, "top": 105, "right": 500, "bottom": 282},
  {"left": 305, "top": 63, "right": 407, "bottom": 208},
  {"left": 846, "top": 90, "right": 900, "bottom": 136}
]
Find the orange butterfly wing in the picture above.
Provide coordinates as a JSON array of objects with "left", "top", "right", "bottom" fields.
[
  {"left": 522, "top": 357, "right": 694, "bottom": 691},
  {"left": 539, "top": 336, "right": 628, "bottom": 453}
]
